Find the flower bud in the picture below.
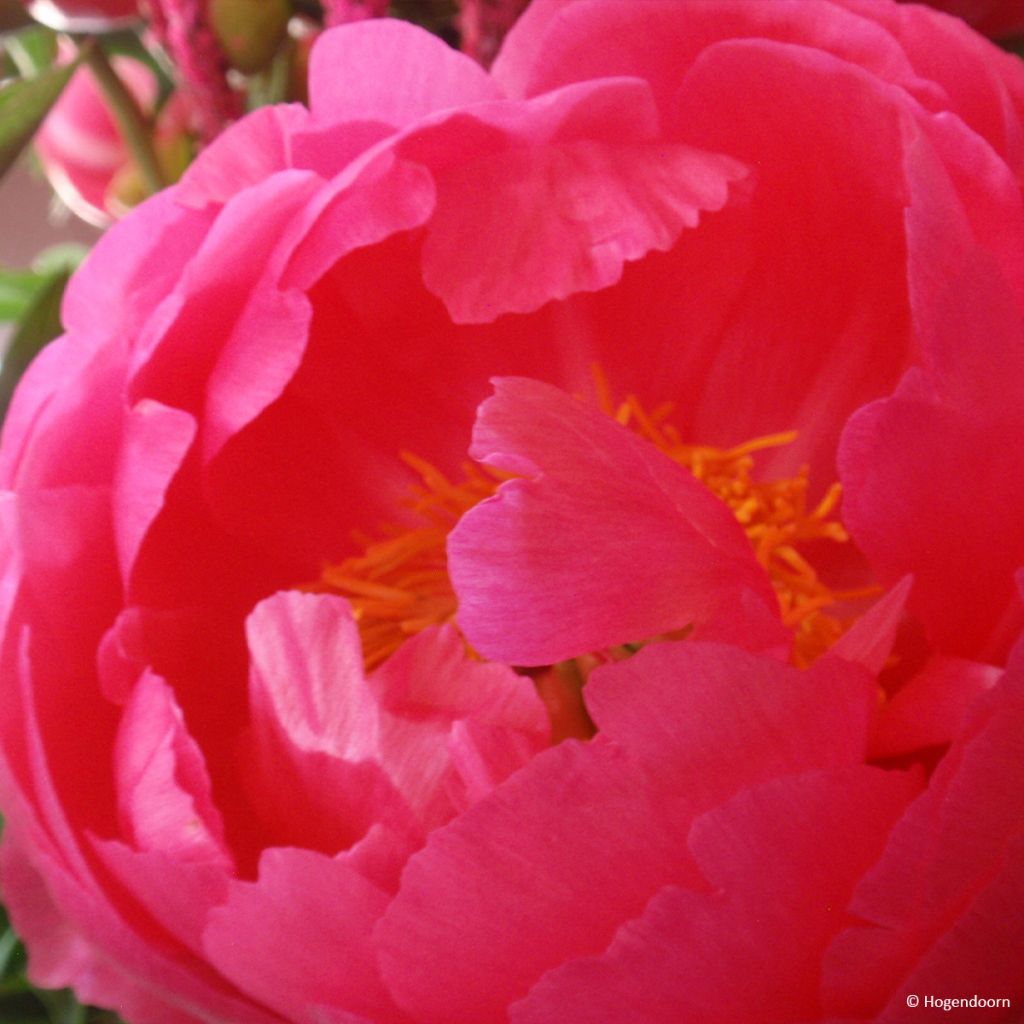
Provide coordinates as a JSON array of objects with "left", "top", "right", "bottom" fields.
[
  {"left": 208, "top": 0, "right": 290, "bottom": 74},
  {"left": 34, "top": 52, "right": 157, "bottom": 226}
]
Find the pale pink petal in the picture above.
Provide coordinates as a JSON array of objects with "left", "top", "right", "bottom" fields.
[
  {"left": 242, "top": 592, "right": 419, "bottom": 854},
  {"left": 246, "top": 591, "right": 376, "bottom": 761},
  {"left": 371, "top": 626, "right": 548, "bottom": 821},
  {"left": 449, "top": 377, "right": 780, "bottom": 665},
  {"left": 114, "top": 671, "right": 230, "bottom": 865},
  {"left": 371, "top": 624, "right": 546, "bottom": 733}
]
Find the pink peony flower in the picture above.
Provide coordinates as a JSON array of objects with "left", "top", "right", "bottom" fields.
[
  {"left": 34, "top": 52, "right": 159, "bottom": 226},
  {"left": 21, "top": 0, "right": 138, "bottom": 31},
  {"left": 1, "top": 3, "right": 1023, "bottom": 1022}
]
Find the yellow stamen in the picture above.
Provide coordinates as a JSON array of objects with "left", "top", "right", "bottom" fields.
[{"left": 312, "top": 371, "right": 869, "bottom": 670}]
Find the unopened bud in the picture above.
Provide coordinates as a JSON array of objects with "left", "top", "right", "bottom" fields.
[{"left": 208, "top": 0, "right": 290, "bottom": 75}]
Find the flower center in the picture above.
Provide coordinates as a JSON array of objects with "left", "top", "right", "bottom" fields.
[{"left": 311, "top": 377, "right": 870, "bottom": 671}]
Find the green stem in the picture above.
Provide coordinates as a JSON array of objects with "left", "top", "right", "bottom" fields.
[{"left": 80, "top": 39, "right": 165, "bottom": 195}]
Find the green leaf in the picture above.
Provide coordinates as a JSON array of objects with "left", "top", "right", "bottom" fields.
[
  {"left": 31, "top": 243, "right": 88, "bottom": 276},
  {"left": 0, "top": 268, "right": 44, "bottom": 323},
  {"left": 0, "top": 266, "right": 68, "bottom": 421},
  {"left": 0, "top": 55, "right": 79, "bottom": 181},
  {"left": 3, "top": 24, "right": 57, "bottom": 77}
]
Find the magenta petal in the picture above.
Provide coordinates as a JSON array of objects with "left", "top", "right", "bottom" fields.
[
  {"left": 309, "top": 20, "right": 503, "bottom": 128},
  {"left": 449, "top": 377, "right": 780, "bottom": 665}
]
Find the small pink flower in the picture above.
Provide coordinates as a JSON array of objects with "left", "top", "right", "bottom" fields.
[{"left": 1, "top": 4, "right": 1023, "bottom": 1022}]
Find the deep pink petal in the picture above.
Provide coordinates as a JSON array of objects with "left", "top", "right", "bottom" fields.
[
  {"left": 422, "top": 133, "right": 747, "bottom": 324},
  {"left": 512, "top": 767, "right": 918, "bottom": 1024},
  {"left": 823, "top": 654, "right": 1024, "bottom": 1017},
  {"left": 376, "top": 739, "right": 696, "bottom": 1024},
  {"left": 870, "top": 656, "right": 1001, "bottom": 758},
  {"left": 112, "top": 401, "right": 195, "bottom": 587},
  {"left": 449, "top": 377, "right": 780, "bottom": 665},
  {"left": 839, "top": 93, "right": 1024, "bottom": 662},
  {"left": 584, "top": 642, "right": 878, "bottom": 799},
  {"left": 204, "top": 846, "right": 408, "bottom": 1024},
  {"left": 176, "top": 103, "right": 311, "bottom": 209}
]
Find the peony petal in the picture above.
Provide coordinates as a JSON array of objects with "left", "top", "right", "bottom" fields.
[
  {"left": 370, "top": 626, "right": 548, "bottom": 821},
  {"left": 114, "top": 671, "right": 230, "bottom": 865},
  {"left": 512, "top": 767, "right": 919, "bottom": 1024},
  {"left": 449, "top": 377, "right": 780, "bottom": 665},
  {"left": 830, "top": 576, "right": 913, "bottom": 675},
  {"left": 823, "top": 654, "right": 1024, "bottom": 1017},
  {"left": 176, "top": 103, "right": 311, "bottom": 208},
  {"left": 421, "top": 128, "right": 748, "bottom": 324},
  {"left": 370, "top": 624, "right": 547, "bottom": 734},
  {"left": 584, "top": 641, "right": 878, "bottom": 800},
  {"left": 308, "top": 19, "right": 504, "bottom": 128},
  {"left": 242, "top": 592, "right": 419, "bottom": 855},
  {"left": 204, "top": 846, "right": 408, "bottom": 1024},
  {"left": 870, "top": 656, "right": 1001, "bottom": 759},
  {"left": 112, "top": 401, "right": 196, "bottom": 588},
  {"left": 127, "top": 171, "right": 322, "bottom": 424},
  {"left": 376, "top": 739, "right": 696, "bottom": 1024},
  {"left": 246, "top": 591, "right": 376, "bottom": 760}
]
